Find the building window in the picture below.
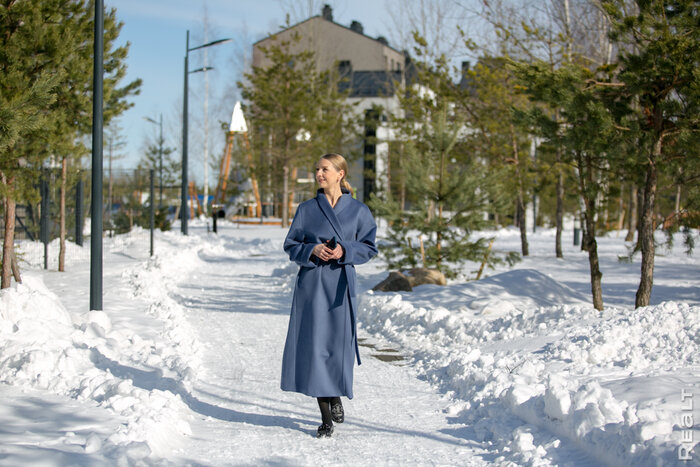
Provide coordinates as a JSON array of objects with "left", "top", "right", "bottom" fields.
[{"left": 338, "top": 60, "right": 352, "bottom": 77}]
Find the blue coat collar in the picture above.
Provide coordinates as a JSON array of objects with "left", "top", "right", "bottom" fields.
[{"left": 316, "top": 188, "right": 350, "bottom": 240}]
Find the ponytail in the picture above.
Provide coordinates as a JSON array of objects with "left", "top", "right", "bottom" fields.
[{"left": 320, "top": 153, "right": 354, "bottom": 197}]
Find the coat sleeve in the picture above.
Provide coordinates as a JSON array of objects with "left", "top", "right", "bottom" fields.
[
  {"left": 283, "top": 205, "right": 318, "bottom": 267},
  {"left": 337, "top": 205, "right": 378, "bottom": 266}
]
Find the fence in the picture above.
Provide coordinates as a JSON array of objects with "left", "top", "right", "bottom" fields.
[{"left": 1, "top": 168, "right": 177, "bottom": 270}]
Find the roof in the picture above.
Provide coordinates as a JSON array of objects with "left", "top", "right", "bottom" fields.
[{"left": 253, "top": 14, "right": 404, "bottom": 56}]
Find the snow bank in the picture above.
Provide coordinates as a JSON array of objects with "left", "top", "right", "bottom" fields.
[
  {"left": 359, "top": 269, "right": 700, "bottom": 466},
  {"left": 0, "top": 229, "right": 210, "bottom": 463}
]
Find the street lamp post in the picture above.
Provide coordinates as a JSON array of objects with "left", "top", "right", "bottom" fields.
[
  {"left": 181, "top": 30, "right": 231, "bottom": 235},
  {"left": 145, "top": 114, "right": 164, "bottom": 207},
  {"left": 90, "top": 0, "right": 104, "bottom": 311}
]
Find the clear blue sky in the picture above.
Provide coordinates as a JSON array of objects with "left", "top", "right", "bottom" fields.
[{"left": 104, "top": 0, "right": 395, "bottom": 185}]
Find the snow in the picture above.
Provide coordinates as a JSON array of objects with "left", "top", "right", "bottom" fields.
[{"left": 1, "top": 221, "right": 698, "bottom": 466}]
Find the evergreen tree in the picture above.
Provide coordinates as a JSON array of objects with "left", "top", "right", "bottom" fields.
[
  {"left": 0, "top": 0, "right": 140, "bottom": 285},
  {"left": 512, "top": 59, "right": 626, "bottom": 310},
  {"left": 238, "top": 31, "right": 355, "bottom": 227},
  {"left": 601, "top": 0, "right": 700, "bottom": 308},
  {"left": 141, "top": 135, "right": 179, "bottom": 205},
  {"left": 52, "top": 2, "right": 140, "bottom": 272},
  {"left": 371, "top": 44, "right": 518, "bottom": 278},
  {"left": 1, "top": 0, "right": 63, "bottom": 287},
  {"left": 137, "top": 133, "right": 178, "bottom": 231},
  {"left": 460, "top": 56, "right": 537, "bottom": 257}
]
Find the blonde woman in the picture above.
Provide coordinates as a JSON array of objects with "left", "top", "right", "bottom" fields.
[{"left": 281, "top": 153, "right": 378, "bottom": 438}]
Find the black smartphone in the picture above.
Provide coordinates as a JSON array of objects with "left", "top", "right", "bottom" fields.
[{"left": 327, "top": 237, "right": 337, "bottom": 249}]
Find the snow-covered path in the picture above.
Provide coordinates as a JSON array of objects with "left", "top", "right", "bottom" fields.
[
  {"left": 2, "top": 222, "right": 697, "bottom": 465},
  {"left": 172, "top": 235, "right": 488, "bottom": 465}
]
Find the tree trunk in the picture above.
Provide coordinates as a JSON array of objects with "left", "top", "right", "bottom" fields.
[
  {"left": 616, "top": 185, "right": 625, "bottom": 233},
  {"left": 635, "top": 139, "right": 659, "bottom": 308},
  {"left": 575, "top": 153, "right": 603, "bottom": 310},
  {"left": 579, "top": 209, "right": 587, "bottom": 251},
  {"left": 282, "top": 163, "right": 289, "bottom": 227},
  {"left": 555, "top": 148, "right": 564, "bottom": 258},
  {"left": 517, "top": 194, "right": 529, "bottom": 256},
  {"left": 386, "top": 144, "right": 392, "bottom": 200},
  {"left": 583, "top": 210, "right": 604, "bottom": 310},
  {"left": 634, "top": 185, "right": 644, "bottom": 248},
  {"left": 624, "top": 184, "right": 637, "bottom": 242},
  {"left": 1, "top": 173, "right": 18, "bottom": 289},
  {"left": 59, "top": 156, "right": 67, "bottom": 272},
  {"left": 510, "top": 124, "right": 528, "bottom": 256},
  {"left": 287, "top": 167, "right": 297, "bottom": 222}
]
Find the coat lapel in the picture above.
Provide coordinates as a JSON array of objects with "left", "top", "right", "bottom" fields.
[{"left": 316, "top": 189, "right": 348, "bottom": 240}]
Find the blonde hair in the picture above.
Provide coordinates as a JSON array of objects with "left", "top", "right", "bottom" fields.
[{"left": 319, "top": 153, "right": 353, "bottom": 195}]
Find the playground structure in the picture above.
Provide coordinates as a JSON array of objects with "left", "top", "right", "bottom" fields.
[
  {"left": 213, "top": 101, "right": 261, "bottom": 218},
  {"left": 188, "top": 181, "right": 203, "bottom": 218}
]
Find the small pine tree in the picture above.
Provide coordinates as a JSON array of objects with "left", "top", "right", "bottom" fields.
[
  {"left": 371, "top": 44, "right": 519, "bottom": 278},
  {"left": 238, "top": 30, "right": 355, "bottom": 226}
]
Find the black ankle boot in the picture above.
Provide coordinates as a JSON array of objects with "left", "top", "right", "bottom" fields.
[
  {"left": 331, "top": 399, "right": 344, "bottom": 423},
  {"left": 316, "top": 423, "right": 334, "bottom": 438}
]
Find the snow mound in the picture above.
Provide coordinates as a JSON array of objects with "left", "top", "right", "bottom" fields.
[
  {"left": 0, "top": 275, "right": 191, "bottom": 463},
  {"left": 476, "top": 269, "right": 590, "bottom": 307},
  {"left": 390, "top": 269, "right": 589, "bottom": 317},
  {"left": 359, "top": 276, "right": 700, "bottom": 466},
  {"left": 0, "top": 230, "right": 216, "bottom": 462}
]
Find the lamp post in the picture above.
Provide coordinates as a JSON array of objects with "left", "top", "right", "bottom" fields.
[
  {"left": 90, "top": 0, "right": 104, "bottom": 311},
  {"left": 181, "top": 30, "right": 231, "bottom": 235},
  {"left": 144, "top": 114, "right": 164, "bottom": 207}
]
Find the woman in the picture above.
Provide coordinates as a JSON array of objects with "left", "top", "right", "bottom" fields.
[{"left": 281, "top": 153, "right": 378, "bottom": 438}]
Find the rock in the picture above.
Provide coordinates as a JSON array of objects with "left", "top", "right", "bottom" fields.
[
  {"left": 404, "top": 268, "right": 446, "bottom": 287},
  {"left": 372, "top": 271, "right": 413, "bottom": 292}
]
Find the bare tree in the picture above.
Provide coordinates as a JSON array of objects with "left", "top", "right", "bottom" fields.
[
  {"left": 384, "top": 0, "right": 474, "bottom": 64},
  {"left": 275, "top": 0, "right": 327, "bottom": 23}
]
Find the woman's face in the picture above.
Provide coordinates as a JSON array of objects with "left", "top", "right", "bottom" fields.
[{"left": 316, "top": 158, "right": 343, "bottom": 190}]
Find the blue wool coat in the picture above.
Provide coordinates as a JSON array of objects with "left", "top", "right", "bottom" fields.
[{"left": 281, "top": 189, "right": 377, "bottom": 399}]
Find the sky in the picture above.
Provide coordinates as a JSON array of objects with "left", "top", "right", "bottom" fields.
[{"left": 103, "top": 0, "right": 400, "bottom": 186}]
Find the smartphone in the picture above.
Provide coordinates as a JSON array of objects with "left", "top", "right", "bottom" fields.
[{"left": 327, "top": 237, "right": 337, "bottom": 249}]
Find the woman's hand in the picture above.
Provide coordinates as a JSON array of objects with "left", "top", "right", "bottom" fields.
[{"left": 312, "top": 242, "right": 344, "bottom": 262}]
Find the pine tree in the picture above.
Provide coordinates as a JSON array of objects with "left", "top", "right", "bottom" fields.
[
  {"left": 460, "top": 56, "right": 537, "bottom": 257},
  {"left": 601, "top": 0, "right": 700, "bottom": 308},
  {"left": 371, "top": 46, "right": 517, "bottom": 278},
  {"left": 0, "top": 0, "right": 140, "bottom": 285},
  {"left": 51, "top": 2, "right": 140, "bottom": 272},
  {"left": 512, "top": 59, "right": 627, "bottom": 311},
  {"left": 1, "top": 1, "right": 63, "bottom": 287},
  {"left": 238, "top": 31, "right": 355, "bottom": 227},
  {"left": 138, "top": 130, "right": 179, "bottom": 229}
]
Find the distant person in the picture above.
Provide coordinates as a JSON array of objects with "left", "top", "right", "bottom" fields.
[{"left": 281, "top": 153, "right": 378, "bottom": 438}]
